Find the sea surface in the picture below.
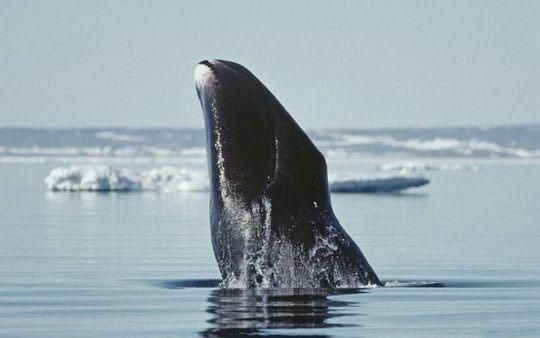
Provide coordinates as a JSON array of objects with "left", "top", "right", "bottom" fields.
[{"left": 1, "top": 127, "right": 540, "bottom": 337}]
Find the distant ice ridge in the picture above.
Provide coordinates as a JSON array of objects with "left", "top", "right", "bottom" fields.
[
  {"left": 380, "top": 161, "right": 479, "bottom": 172},
  {"left": 45, "top": 165, "right": 429, "bottom": 193},
  {"left": 329, "top": 173, "right": 429, "bottom": 193},
  {"left": 45, "top": 166, "right": 207, "bottom": 192},
  {"left": 2, "top": 126, "right": 540, "bottom": 161},
  {"left": 93, "top": 131, "right": 146, "bottom": 143},
  {"left": 320, "top": 132, "right": 540, "bottom": 159},
  {"left": 0, "top": 145, "right": 204, "bottom": 158}
]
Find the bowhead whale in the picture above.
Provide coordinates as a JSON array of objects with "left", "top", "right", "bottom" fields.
[{"left": 194, "top": 59, "right": 381, "bottom": 288}]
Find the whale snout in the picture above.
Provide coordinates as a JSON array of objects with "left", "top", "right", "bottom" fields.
[
  {"left": 194, "top": 59, "right": 242, "bottom": 91},
  {"left": 198, "top": 59, "right": 213, "bottom": 67},
  {"left": 194, "top": 60, "right": 218, "bottom": 88}
]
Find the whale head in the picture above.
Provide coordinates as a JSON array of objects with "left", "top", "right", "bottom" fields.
[{"left": 194, "top": 60, "right": 329, "bottom": 211}]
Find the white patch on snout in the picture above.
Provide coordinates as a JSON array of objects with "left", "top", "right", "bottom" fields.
[{"left": 194, "top": 62, "right": 215, "bottom": 88}]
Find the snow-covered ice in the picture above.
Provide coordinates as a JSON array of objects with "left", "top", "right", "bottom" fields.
[
  {"left": 45, "top": 166, "right": 207, "bottom": 192},
  {"left": 329, "top": 173, "right": 429, "bottom": 193},
  {"left": 379, "top": 161, "right": 479, "bottom": 172},
  {"left": 45, "top": 165, "right": 428, "bottom": 193}
]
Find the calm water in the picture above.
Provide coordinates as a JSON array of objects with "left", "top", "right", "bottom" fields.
[{"left": 1, "top": 161, "right": 539, "bottom": 337}]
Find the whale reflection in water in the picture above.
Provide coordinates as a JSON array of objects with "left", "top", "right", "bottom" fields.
[{"left": 200, "top": 288, "right": 365, "bottom": 337}]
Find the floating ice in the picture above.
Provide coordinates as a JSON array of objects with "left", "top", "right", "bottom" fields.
[
  {"left": 144, "top": 166, "right": 208, "bottom": 192},
  {"left": 45, "top": 165, "right": 208, "bottom": 192},
  {"left": 45, "top": 166, "right": 429, "bottom": 194},
  {"left": 384, "top": 280, "right": 446, "bottom": 287},
  {"left": 329, "top": 173, "right": 429, "bottom": 193},
  {"left": 45, "top": 166, "right": 142, "bottom": 191},
  {"left": 379, "top": 161, "right": 479, "bottom": 172}
]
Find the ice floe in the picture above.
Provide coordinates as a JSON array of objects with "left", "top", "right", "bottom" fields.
[
  {"left": 45, "top": 166, "right": 429, "bottom": 193},
  {"left": 379, "top": 161, "right": 479, "bottom": 172},
  {"left": 329, "top": 174, "right": 429, "bottom": 193},
  {"left": 45, "top": 165, "right": 207, "bottom": 192}
]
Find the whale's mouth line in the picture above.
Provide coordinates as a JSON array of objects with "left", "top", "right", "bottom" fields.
[{"left": 266, "top": 103, "right": 278, "bottom": 191}]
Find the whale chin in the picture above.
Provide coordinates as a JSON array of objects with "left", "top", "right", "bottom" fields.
[{"left": 195, "top": 59, "right": 381, "bottom": 288}]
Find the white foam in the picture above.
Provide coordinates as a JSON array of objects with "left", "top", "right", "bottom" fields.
[{"left": 329, "top": 173, "right": 429, "bottom": 193}]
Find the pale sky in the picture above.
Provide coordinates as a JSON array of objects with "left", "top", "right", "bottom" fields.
[{"left": 1, "top": 1, "right": 539, "bottom": 129}]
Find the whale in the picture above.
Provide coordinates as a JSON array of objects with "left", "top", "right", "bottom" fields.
[{"left": 194, "top": 59, "right": 381, "bottom": 288}]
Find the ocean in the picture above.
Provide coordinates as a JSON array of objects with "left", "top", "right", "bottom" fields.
[{"left": 1, "top": 126, "right": 539, "bottom": 337}]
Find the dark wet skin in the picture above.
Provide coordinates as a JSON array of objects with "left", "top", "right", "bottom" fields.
[{"left": 195, "top": 60, "right": 381, "bottom": 288}]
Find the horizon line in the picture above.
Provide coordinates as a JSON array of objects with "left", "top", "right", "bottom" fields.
[{"left": 0, "top": 122, "right": 539, "bottom": 131}]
